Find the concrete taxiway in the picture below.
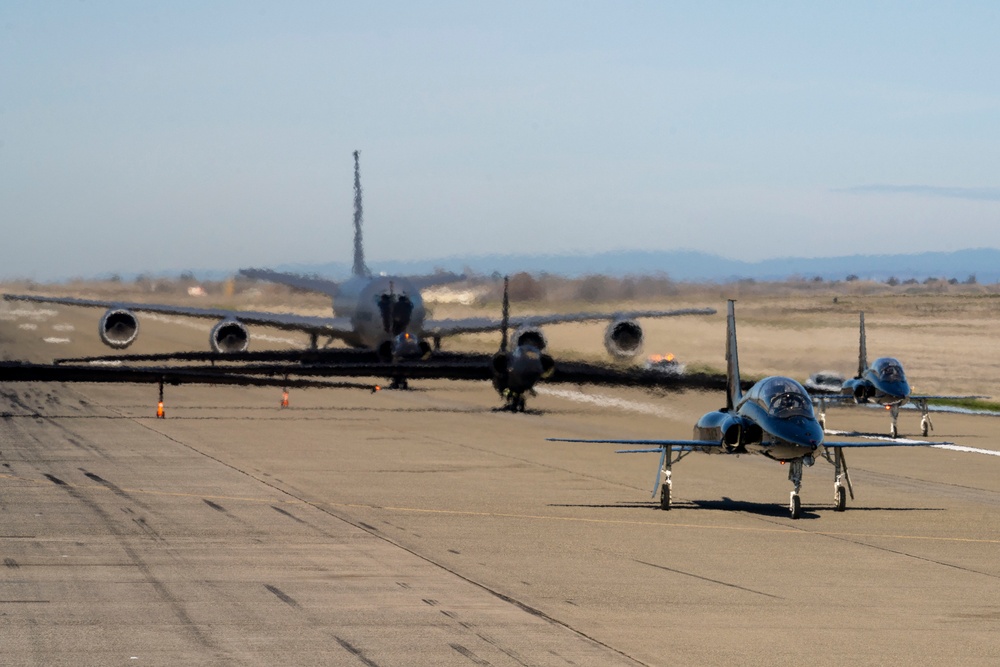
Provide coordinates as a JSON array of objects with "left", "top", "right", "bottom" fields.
[{"left": 3, "top": 302, "right": 1000, "bottom": 665}]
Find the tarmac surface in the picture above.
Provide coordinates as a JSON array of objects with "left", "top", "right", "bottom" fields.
[{"left": 3, "top": 301, "right": 1000, "bottom": 665}]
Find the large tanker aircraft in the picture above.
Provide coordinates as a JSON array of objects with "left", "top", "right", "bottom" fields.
[{"left": 5, "top": 152, "right": 713, "bottom": 363}]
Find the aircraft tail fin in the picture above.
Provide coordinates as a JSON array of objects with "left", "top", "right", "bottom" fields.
[
  {"left": 352, "top": 150, "right": 371, "bottom": 278},
  {"left": 725, "top": 300, "right": 742, "bottom": 411},
  {"left": 857, "top": 311, "right": 868, "bottom": 377}
]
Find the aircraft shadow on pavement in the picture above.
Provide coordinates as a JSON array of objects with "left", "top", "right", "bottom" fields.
[{"left": 549, "top": 497, "right": 945, "bottom": 519}]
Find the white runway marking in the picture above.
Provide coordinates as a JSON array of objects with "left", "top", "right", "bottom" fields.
[
  {"left": 931, "top": 444, "right": 1000, "bottom": 457},
  {"left": 18, "top": 323, "right": 37, "bottom": 330},
  {"left": 52, "top": 323, "right": 75, "bottom": 331},
  {"left": 535, "top": 387, "right": 690, "bottom": 421},
  {"left": 43, "top": 337, "right": 71, "bottom": 344},
  {"left": 825, "top": 430, "right": 936, "bottom": 445},
  {"left": 0, "top": 307, "right": 58, "bottom": 321}
]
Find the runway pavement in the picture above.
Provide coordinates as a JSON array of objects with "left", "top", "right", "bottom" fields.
[{"left": 3, "top": 301, "right": 1000, "bottom": 665}]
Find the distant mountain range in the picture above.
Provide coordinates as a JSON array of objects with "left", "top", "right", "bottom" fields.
[
  {"left": 251, "top": 247, "right": 1000, "bottom": 284},
  {"left": 102, "top": 247, "right": 1000, "bottom": 284}
]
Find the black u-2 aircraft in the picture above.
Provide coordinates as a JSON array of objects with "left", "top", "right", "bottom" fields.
[
  {"left": 814, "top": 312, "right": 985, "bottom": 438},
  {"left": 549, "top": 301, "right": 950, "bottom": 519}
]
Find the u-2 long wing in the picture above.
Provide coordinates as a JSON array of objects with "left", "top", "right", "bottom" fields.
[
  {"left": 3, "top": 293, "right": 355, "bottom": 339},
  {"left": 0, "top": 360, "right": 373, "bottom": 390}
]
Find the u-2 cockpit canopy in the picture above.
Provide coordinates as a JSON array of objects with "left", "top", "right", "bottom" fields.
[
  {"left": 871, "top": 357, "right": 906, "bottom": 383},
  {"left": 745, "top": 376, "right": 816, "bottom": 419}
]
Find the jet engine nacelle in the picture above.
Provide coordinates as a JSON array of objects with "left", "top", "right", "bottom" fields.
[
  {"left": 720, "top": 415, "right": 764, "bottom": 453},
  {"left": 99, "top": 308, "right": 139, "bottom": 349},
  {"left": 512, "top": 326, "right": 547, "bottom": 351},
  {"left": 851, "top": 382, "right": 874, "bottom": 404},
  {"left": 210, "top": 319, "right": 250, "bottom": 353},
  {"left": 604, "top": 319, "right": 643, "bottom": 360}
]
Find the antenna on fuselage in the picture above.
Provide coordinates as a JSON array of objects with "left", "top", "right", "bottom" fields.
[
  {"left": 352, "top": 150, "right": 371, "bottom": 278},
  {"left": 857, "top": 311, "right": 868, "bottom": 377},
  {"left": 725, "top": 300, "right": 742, "bottom": 411}
]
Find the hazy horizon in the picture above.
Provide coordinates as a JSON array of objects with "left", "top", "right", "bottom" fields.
[{"left": 3, "top": 2, "right": 999, "bottom": 280}]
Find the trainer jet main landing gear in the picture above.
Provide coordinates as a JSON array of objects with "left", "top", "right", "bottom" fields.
[
  {"left": 653, "top": 445, "right": 692, "bottom": 511},
  {"left": 660, "top": 462, "right": 673, "bottom": 510},
  {"left": 914, "top": 398, "right": 933, "bottom": 437},
  {"left": 823, "top": 446, "right": 854, "bottom": 512}
]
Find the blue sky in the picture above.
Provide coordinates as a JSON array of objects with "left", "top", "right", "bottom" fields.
[{"left": 2, "top": 2, "right": 999, "bottom": 280}]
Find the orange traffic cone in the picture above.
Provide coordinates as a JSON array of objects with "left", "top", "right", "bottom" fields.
[
  {"left": 281, "top": 390, "right": 289, "bottom": 408},
  {"left": 156, "top": 401, "right": 165, "bottom": 419}
]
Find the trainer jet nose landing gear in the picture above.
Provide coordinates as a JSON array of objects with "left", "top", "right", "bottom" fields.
[
  {"left": 786, "top": 456, "right": 813, "bottom": 519},
  {"left": 915, "top": 398, "right": 933, "bottom": 437}
]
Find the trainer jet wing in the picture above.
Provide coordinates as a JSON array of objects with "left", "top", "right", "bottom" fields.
[{"left": 548, "top": 301, "right": 953, "bottom": 519}]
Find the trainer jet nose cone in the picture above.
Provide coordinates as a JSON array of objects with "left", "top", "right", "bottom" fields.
[
  {"left": 775, "top": 417, "right": 825, "bottom": 450},
  {"left": 879, "top": 379, "right": 910, "bottom": 402}
]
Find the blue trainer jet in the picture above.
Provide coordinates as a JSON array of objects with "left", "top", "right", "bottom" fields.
[
  {"left": 549, "top": 301, "right": 950, "bottom": 519},
  {"left": 816, "top": 312, "right": 985, "bottom": 438}
]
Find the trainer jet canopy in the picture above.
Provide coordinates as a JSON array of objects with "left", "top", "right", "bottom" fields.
[
  {"left": 4, "top": 152, "right": 714, "bottom": 363},
  {"left": 548, "top": 301, "right": 952, "bottom": 519}
]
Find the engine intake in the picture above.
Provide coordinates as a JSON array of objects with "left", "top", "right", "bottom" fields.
[
  {"left": 853, "top": 384, "right": 873, "bottom": 404},
  {"left": 604, "top": 319, "right": 643, "bottom": 359},
  {"left": 512, "top": 326, "right": 547, "bottom": 351},
  {"left": 210, "top": 319, "right": 250, "bottom": 353},
  {"left": 99, "top": 308, "right": 139, "bottom": 349},
  {"left": 721, "top": 415, "right": 763, "bottom": 452}
]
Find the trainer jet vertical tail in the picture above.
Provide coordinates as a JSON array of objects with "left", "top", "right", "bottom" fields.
[{"left": 549, "top": 300, "right": 952, "bottom": 519}]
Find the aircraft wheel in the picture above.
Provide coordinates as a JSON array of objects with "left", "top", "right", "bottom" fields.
[
  {"left": 921, "top": 420, "right": 929, "bottom": 437},
  {"left": 790, "top": 493, "right": 801, "bottom": 520},
  {"left": 890, "top": 423, "right": 897, "bottom": 439},
  {"left": 834, "top": 485, "right": 846, "bottom": 512},
  {"left": 660, "top": 484, "right": 671, "bottom": 510}
]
